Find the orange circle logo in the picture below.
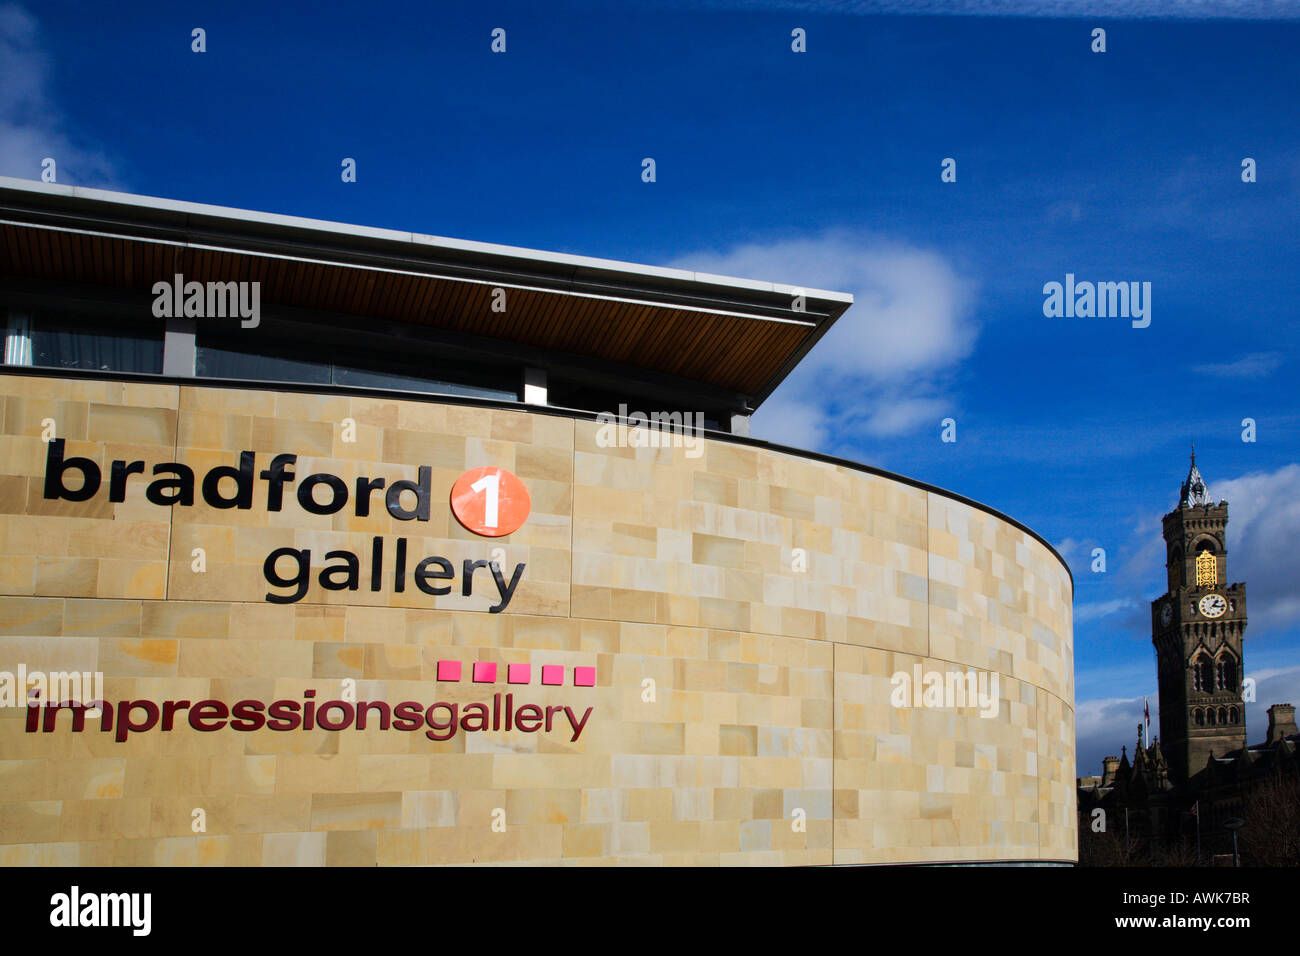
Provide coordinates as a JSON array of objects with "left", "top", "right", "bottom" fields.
[{"left": 450, "top": 467, "right": 530, "bottom": 537}]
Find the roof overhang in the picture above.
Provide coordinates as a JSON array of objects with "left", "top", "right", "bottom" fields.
[{"left": 0, "top": 177, "right": 852, "bottom": 408}]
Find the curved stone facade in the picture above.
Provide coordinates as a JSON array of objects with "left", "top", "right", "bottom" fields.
[{"left": 0, "top": 374, "right": 1074, "bottom": 865}]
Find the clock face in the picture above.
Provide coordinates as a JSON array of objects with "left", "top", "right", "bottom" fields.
[
  {"left": 1199, "top": 593, "right": 1227, "bottom": 618},
  {"left": 1160, "top": 603, "right": 1173, "bottom": 627}
]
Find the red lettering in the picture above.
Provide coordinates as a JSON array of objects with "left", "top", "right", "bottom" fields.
[
  {"left": 189, "top": 699, "right": 229, "bottom": 732},
  {"left": 515, "top": 704, "right": 542, "bottom": 732},
  {"left": 161, "top": 699, "right": 192, "bottom": 730}
]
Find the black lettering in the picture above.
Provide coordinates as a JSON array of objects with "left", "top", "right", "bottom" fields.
[
  {"left": 414, "top": 556, "right": 453, "bottom": 596},
  {"left": 385, "top": 466, "right": 430, "bottom": 521},
  {"left": 394, "top": 537, "right": 407, "bottom": 593},
  {"left": 370, "top": 536, "right": 383, "bottom": 592},
  {"left": 147, "top": 463, "right": 195, "bottom": 506},
  {"left": 264, "top": 547, "right": 311, "bottom": 603},
  {"left": 462, "top": 558, "right": 489, "bottom": 597},
  {"left": 259, "top": 454, "right": 297, "bottom": 511},
  {"left": 201, "top": 450, "right": 255, "bottom": 509},
  {"left": 108, "top": 460, "right": 145, "bottom": 503},
  {"left": 319, "top": 549, "right": 360, "bottom": 591},
  {"left": 42, "top": 439, "right": 101, "bottom": 502},
  {"left": 355, "top": 476, "right": 385, "bottom": 517},
  {"left": 297, "top": 473, "right": 348, "bottom": 515},
  {"left": 489, "top": 561, "right": 527, "bottom": 614}
]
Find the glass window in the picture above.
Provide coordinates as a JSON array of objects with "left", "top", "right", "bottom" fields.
[
  {"left": 333, "top": 362, "right": 515, "bottom": 401},
  {"left": 549, "top": 380, "right": 724, "bottom": 431},
  {"left": 196, "top": 331, "right": 518, "bottom": 401},
  {"left": 196, "top": 342, "right": 331, "bottom": 385},
  {"left": 24, "top": 311, "right": 163, "bottom": 373}
]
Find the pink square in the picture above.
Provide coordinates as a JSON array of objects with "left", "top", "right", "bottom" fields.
[
  {"left": 541, "top": 665, "right": 564, "bottom": 686},
  {"left": 508, "top": 663, "right": 531, "bottom": 684},
  {"left": 574, "top": 666, "right": 596, "bottom": 687},
  {"left": 436, "top": 660, "right": 462, "bottom": 682},
  {"left": 472, "top": 662, "right": 498, "bottom": 683}
]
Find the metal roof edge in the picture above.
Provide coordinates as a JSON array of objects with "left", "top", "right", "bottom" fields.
[{"left": 0, "top": 176, "right": 855, "bottom": 311}]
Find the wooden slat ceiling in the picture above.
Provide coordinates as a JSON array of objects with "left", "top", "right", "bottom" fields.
[{"left": 0, "top": 210, "right": 846, "bottom": 401}]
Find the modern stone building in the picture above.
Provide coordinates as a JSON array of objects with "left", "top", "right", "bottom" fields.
[{"left": 0, "top": 177, "right": 1076, "bottom": 865}]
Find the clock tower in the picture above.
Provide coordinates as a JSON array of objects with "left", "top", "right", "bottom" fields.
[{"left": 1151, "top": 449, "right": 1248, "bottom": 785}]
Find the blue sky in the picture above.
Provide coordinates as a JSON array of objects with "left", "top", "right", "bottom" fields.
[{"left": 4, "top": 0, "right": 1298, "bottom": 775}]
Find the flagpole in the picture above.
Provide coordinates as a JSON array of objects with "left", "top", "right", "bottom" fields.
[{"left": 1195, "top": 802, "right": 1201, "bottom": 864}]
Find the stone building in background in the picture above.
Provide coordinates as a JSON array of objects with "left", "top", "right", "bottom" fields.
[{"left": 1078, "top": 454, "right": 1300, "bottom": 862}]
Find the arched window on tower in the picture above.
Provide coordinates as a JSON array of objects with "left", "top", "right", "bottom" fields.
[
  {"left": 1229, "top": 707, "right": 1239, "bottom": 724},
  {"left": 1196, "top": 547, "right": 1216, "bottom": 587},
  {"left": 1195, "top": 709, "right": 1204, "bottom": 726},
  {"left": 1218, "top": 706, "right": 1228, "bottom": 725},
  {"left": 1207, "top": 708, "right": 1217, "bottom": 725},
  {"left": 1217, "top": 655, "right": 1237, "bottom": 692},
  {"left": 1193, "top": 655, "right": 1213, "bottom": 693}
]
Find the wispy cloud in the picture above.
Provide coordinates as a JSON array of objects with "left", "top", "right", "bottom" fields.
[
  {"left": 1075, "top": 597, "right": 1133, "bottom": 623},
  {"left": 1193, "top": 352, "right": 1284, "bottom": 378},
  {"left": 0, "top": 4, "right": 118, "bottom": 185},
  {"left": 671, "top": 232, "right": 978, "bottom": 450}
]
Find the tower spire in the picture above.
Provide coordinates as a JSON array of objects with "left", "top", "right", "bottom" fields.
[{"left": 1180, "top": 446, "right": 1211, "bottom": 507}]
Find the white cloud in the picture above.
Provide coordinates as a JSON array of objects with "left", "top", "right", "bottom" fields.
[
  {"left": 1193, "top": 352, "right": 1284, "bottom": 378},
  {"left": 744, "top": 393, "right": 829, "bottom": 449},
  {"left": 1075, "top": 597, "right": 1133, "bottom": 624},
  {"left": 1046, "top": 200, "right": 1083, "bottom": 224},
  {"left": 0, "top": 4, "right": 118, "bottom": 185},
  {"left": 1054, "top": 537, "right": 1085, "bottom": 569},
  {"left": 1245, "top": 666, "right": 1300, "bottom": 741},
  {"left": 1114, "top": 512, "right": 1168, "bottom": 596},
  {"left": 1077, "top": 668, "right": 1300, "bottom": 777},
  {"left": 1212, "top": 464, "right": 1300, "bottom": 635},
  {"left": 670, "top": 233, "right": 979, "bottom": 447},
  {"left": 1075, "top": 694, "right": 1150, "bottom": 776}
]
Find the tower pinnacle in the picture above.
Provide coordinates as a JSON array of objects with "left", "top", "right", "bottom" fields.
[{"left": 1180, "top": 446, "right": 1212, "bottom": 507}]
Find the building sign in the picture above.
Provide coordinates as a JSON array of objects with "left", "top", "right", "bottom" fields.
[
  {"left": 41, "top": 440, "right": 529, "bottom": 610},
  {"left": 450, "top": 465, "right": 531, "bottom": 536}
]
